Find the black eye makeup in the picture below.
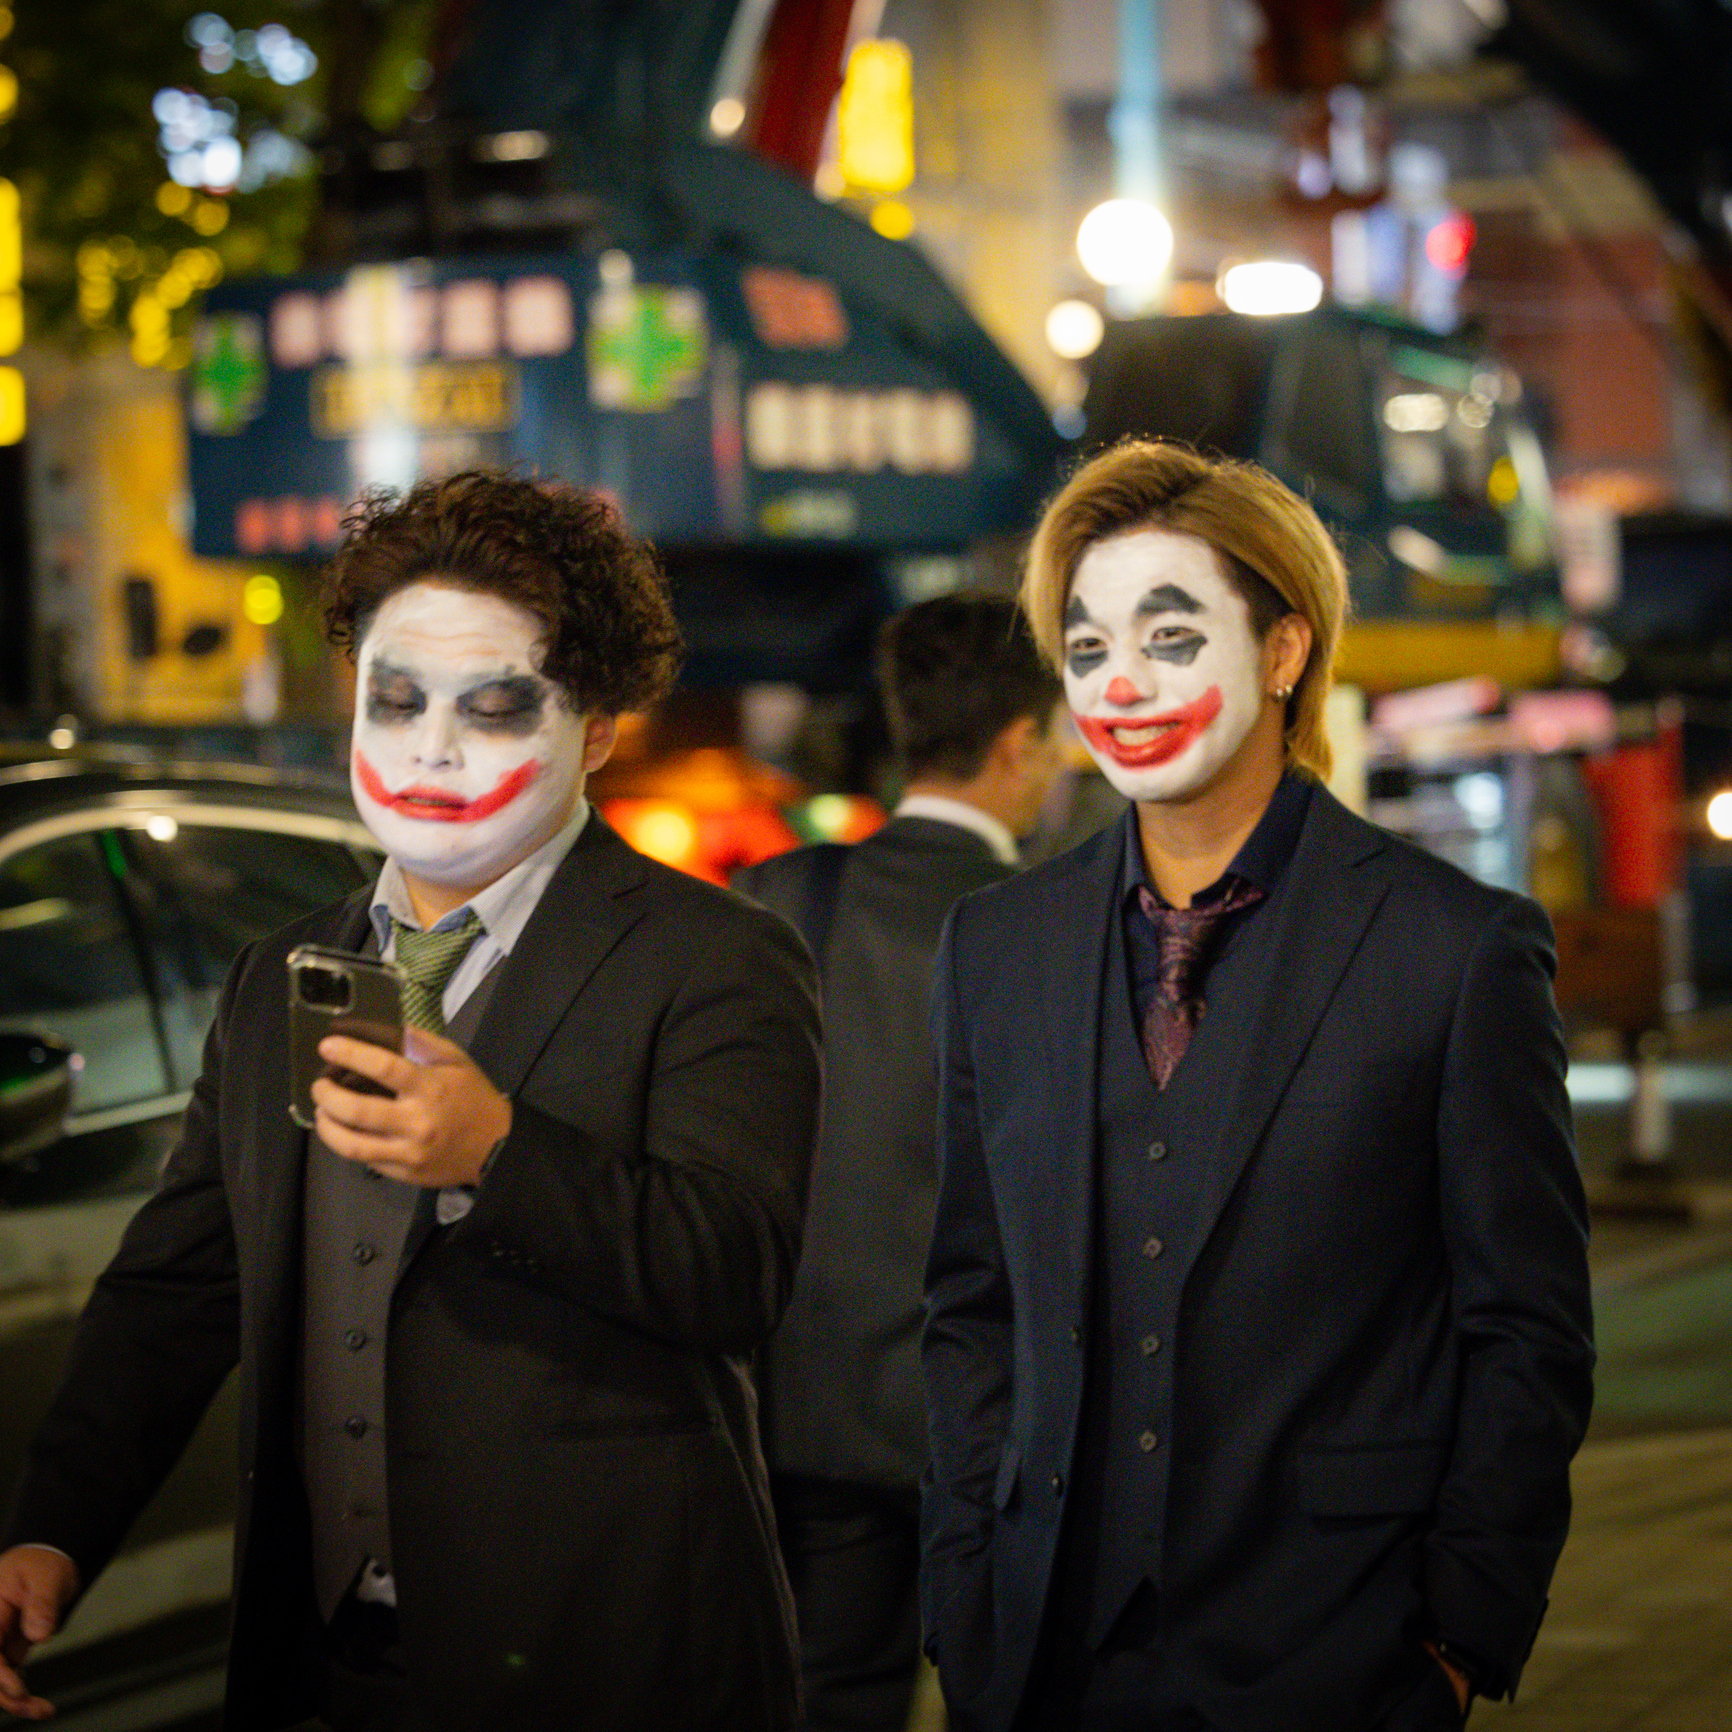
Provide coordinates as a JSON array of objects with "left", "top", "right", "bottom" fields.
[
  {"left": 456, "top": 673, "right": 550, "bottom": 736},
  {"left": 1133, "top": 583, "right": 1204, "bottom": 618},
  {"left": 1143, "top": 625, "right": 1206, "bottom": 666},
  {"left": 1065, "top": 636, "right": 1109, "bottom": 678},
  {"left": 365, "top": 665, "right": 426, "bottom": 726}
]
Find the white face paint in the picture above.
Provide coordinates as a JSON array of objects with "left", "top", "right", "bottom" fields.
[
  {"left": 1062, "top": 529, "right": 1267, "bottom": 803},
  {"left": 350, "top": 581, "right": 586, "bottom": 888}
]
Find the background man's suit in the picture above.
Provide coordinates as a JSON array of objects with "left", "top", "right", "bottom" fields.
[
  {"left": 921, "top": 783, "right": 1594, "bottom": 1732},
  {"left": 2, "top": 816, "right": 821, "bottom": 1732},
  {"left": 739, "top": 814, "right": 1015, "bottom": 1729}
]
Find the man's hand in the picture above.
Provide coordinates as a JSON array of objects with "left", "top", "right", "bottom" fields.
[
  {"left": 313, "top": 1028, "right": 511, "bottom": 1188},
  {"left": 0, "top": 1546, "right": 79, "bottom": 1720},
  {"left": 1423, "top": 1640, "right": 1473, "bottom": 1716}
]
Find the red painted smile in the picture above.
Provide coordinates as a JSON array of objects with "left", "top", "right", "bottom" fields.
[
  {"left": 1074, "top": 685, "right": 1224, "bottom": 768},
  {"left": 354, "top": 753, "right": 544, "bottom": 823}
]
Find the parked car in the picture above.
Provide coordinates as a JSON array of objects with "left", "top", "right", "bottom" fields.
[{"left": 0, "top": 746, "right": 380, "bottom": 1728}]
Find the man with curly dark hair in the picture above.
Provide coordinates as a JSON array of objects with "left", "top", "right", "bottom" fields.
[{"left": 0, "top": 472, "right": 822, "bottom": 1732}]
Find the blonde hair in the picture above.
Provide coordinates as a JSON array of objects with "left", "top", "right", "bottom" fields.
[{"left": 1021, "top": 440, "right": 1349, "bottom": 779}]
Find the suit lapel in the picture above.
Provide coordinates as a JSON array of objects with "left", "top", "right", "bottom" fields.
[
  {"left": 464, "top": 815, "right": 650, "bottom": 1094},
  {"left": 1036, "top": 822, "right": 1123, "bottom": 1315},
  {"left": 397, "top": 817, "right": 651, "bottom": 1275},
  {"left": 1181, "top": 789, "right": 1392, "bottom": 1273}
]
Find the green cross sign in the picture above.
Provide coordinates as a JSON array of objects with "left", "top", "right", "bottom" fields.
[
  {"left": 191, "top": 313, "right": 267, "bottom": 434},
  {"left": 588, "top": 286, "right": 707, "bottom": 412}
]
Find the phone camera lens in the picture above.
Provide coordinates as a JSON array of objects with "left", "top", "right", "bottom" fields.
[{"left": 296, "top": 965, "right": 354, "bottom": 1011}]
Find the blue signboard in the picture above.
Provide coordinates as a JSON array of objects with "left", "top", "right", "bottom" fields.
[{"left": 186, "top": 250, "right": 1035, "bottom": 560}]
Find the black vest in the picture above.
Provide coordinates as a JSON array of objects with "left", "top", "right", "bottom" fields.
[
  {"left": 1059, "top": 895, "right": 1264, "bottom": 1650},
  {"left": 300, "top": 945, "right": 505, "bottom": 1619}
]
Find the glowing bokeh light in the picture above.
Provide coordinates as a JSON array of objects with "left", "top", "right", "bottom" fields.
[
  {"left": 1046, "top": 299, "right": 1105, "bottom": 360},
  {"left": 243, "top": 573, "right": 284, "bottom": 626},
  {"left": 870, "top": 200, "right": 915, "bottom": 240},
  {"left": 1076, "top": 199, "right": 1174, "bottom": 288},
  {"left": 1219, "top": 260, "right": 1323, "bottom": 317},
  {"left": 625, "top": 805, "right": 699, "bottom": 865}
]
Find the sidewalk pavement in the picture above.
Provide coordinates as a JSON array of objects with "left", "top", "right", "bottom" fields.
[{"left": 1477, "top": 1426, "right": 1732, "bottom": 1732}]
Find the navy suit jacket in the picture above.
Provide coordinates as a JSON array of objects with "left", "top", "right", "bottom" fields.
[{"left": 919, "top": 783, "right": 1594, "bottom": 1732}]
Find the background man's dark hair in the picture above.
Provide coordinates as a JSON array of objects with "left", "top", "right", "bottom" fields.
[
  {"left": 323, "top": 470, "right": 684, "bottom": 715},
  {"left": 878, "top": 591, "right": 1063, "bottom": 782}
]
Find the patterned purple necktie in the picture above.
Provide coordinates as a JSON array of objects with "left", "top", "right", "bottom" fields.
[{"left": 1137, "top": 876, "right": 1265, "bottom": 1089}]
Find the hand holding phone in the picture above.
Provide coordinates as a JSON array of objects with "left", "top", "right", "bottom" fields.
[{"left": 287, "top": 945, "right": 406, "bottom": 1130}]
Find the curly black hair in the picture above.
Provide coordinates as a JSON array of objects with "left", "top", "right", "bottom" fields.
[{"left": 322, "top": 471, "right": 684, "bottom": 715}]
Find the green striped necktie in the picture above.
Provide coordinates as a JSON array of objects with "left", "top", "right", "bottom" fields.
[{"left": 391, "top": 911, "right": 484, "bottom": 1035}]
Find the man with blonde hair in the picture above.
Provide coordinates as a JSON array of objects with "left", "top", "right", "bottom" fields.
[{"left": 919, "top": 442, "right": 1592, "bottom": 1732}]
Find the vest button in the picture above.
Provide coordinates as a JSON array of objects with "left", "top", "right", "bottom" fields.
[
  {"left": 1049, "top": 1472, "right": 1065, "bottom": 1497},
  {"left": 1147, "top": 1141, "right": 1168, "bottom": 1161},
  {"left": 353, "top": 1242, "right": 377, "bottom": 1266},
  {"left": 1141, "top": 1333, "right": 1161, "bottom": 1357},
  {"left": 344, "top": 1415, "right": 368, "bottom": 1440},
  {"left": 1142, "top": 1235, "right": 1163, "bottom": 1260},
  {"left": 1138, "top": 1430, "right": 1160, "bottom": 1453},
  {"left": 344, "top": 1328, "right": 367, "bottom": 1351}
]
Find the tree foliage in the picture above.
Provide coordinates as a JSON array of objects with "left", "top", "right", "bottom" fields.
[{"left": 1, "top": 0, "right": 438, "bottom": 363}]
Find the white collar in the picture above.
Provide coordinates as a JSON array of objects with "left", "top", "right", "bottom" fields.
[
  {"left": 893, "top": 793, "right": 1019, "bottom": 866},
  {"left": 370, "top": 796, "right": 590, "bottom": 949}
]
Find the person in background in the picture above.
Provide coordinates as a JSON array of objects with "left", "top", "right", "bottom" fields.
[
  {"left": 738, "top": 591, "right": 1065, "bottom": 1732},
  {"left": 920, "top": 442, "right": 1593, "bottom": 1732},
  {"left": 0, "top": 472, "right": 821, "bottom": 1732}
]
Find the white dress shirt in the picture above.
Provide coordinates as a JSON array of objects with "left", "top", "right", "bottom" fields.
[
  {"left": 368, "top": 798, "right": 590, "bottom": 1230},
  {"left": 893, "top": 792, "right": 1020, "bottom": 866}
]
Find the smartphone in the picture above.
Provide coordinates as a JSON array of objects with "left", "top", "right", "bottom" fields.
[{"left": 286, "top": 944, "right": 406, "bottom": 1130}]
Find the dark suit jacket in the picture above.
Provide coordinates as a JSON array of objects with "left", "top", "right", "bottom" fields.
[
  {"left": 739, "top": 816, "right": 1014, "bottom": 1489},
  {"left": 920, "top": 785, "right": 1594, "bottom": 1732},
  {"left": 2, "top": 816, "right": 822, "bottom": 1732}
]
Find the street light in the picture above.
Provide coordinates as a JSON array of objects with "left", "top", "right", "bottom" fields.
[
  {"left": 1076, "top": 199, "right": 1173, "bottom": 290},
  {"left": 1218, "top": 260, "right": 1324, "bottom": 317},
  {"left": 1708, "top": 790, "right": 1732, "bottom": 840}
]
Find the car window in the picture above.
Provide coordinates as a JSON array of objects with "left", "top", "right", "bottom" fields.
[
  {"left": 0, "top": 833, "right": 171, "bottom": 1113},
  {"left": 114, "top": 822, "right": 379, "bottom": 1090}
]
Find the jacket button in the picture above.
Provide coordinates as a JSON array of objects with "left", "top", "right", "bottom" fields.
[
  {"left": 352, "top": 1242, "right": 377, "bottom": 1266},
  {"left": 344, "top": 1328, "right": 367, "bottom": 1351},
  {"left": 1147, "top": 1141, "right": 1167, "bottom": 1161},
  {"left": 1143, "top": 1236, "right": 1163, "bottom": 1260},
  {"left": 1138, "top": 1430, "right": 1159, "bottom": 1453},
  {"left": 1049, "top": 1472, "right": 1065, "bottom": 1497},
  {"left": 1141, "top": 1333, "right": 1161, "bottom": 1357},
  {"left": 344, "top": 1415, "right": 368, "bottom": 1440}
]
